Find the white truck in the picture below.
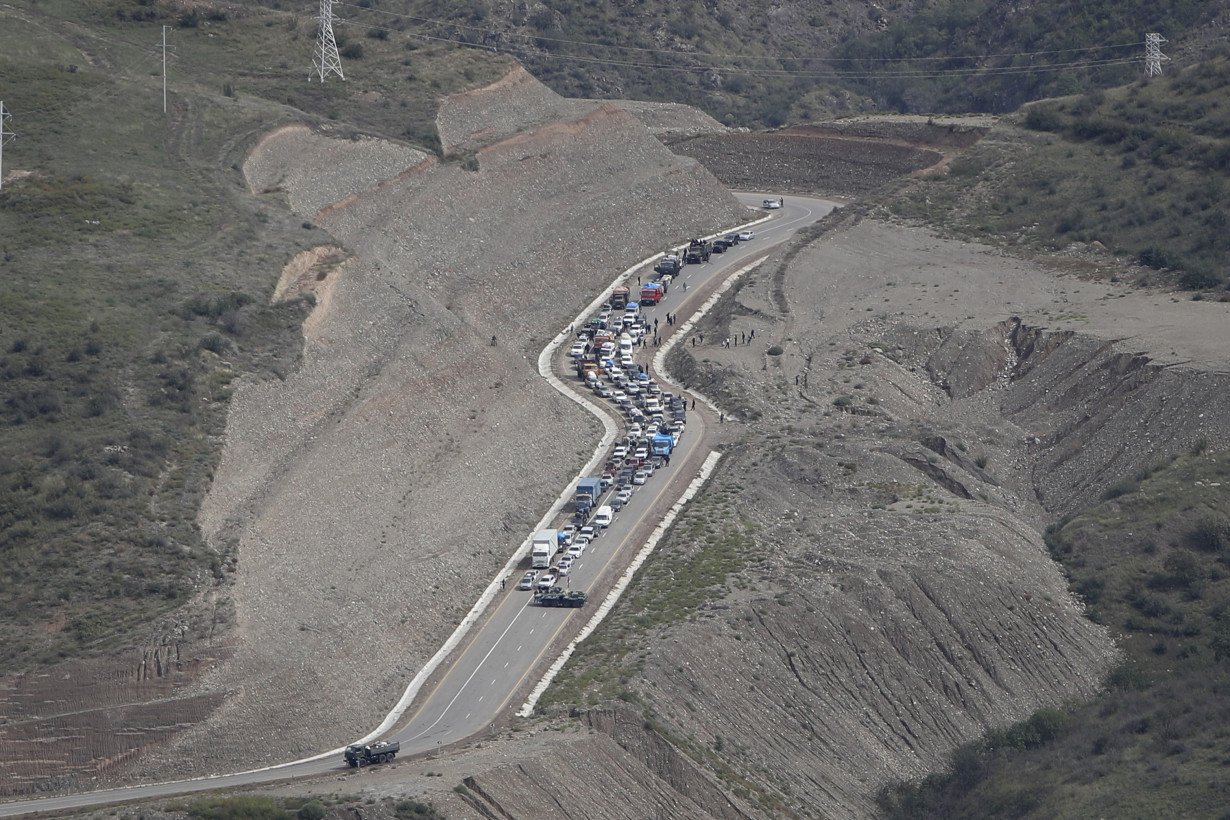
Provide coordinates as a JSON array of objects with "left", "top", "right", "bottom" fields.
[{"left": 531, "top": 529, "right": 558, "bottom": 569}]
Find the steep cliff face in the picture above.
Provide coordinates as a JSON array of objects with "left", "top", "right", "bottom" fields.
[{"left": 121, "top": 69, "right": 750, "bottom": 780}]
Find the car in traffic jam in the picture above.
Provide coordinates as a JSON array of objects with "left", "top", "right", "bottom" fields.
[{"left": 516, "top": 223, "right": 762, "bottom": 602}]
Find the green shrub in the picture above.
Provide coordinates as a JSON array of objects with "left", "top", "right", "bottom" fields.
[
  {"left": 766, "top": 345, "right": 784, "bottom": 356},
  {"left": 187, "top": 796, "right": 290, "bottom": 820},
  {"left": 1186, "top": 517, "right": 1229, "bottom": 553},
  {"left": 295, "top": 801, "right": 325, "bottom": 820},
  {"left": 393, "top": 800, "right": 442, "bottom": 820},
  {"left": 1101, "top": 478, "right": 1139, "bottom": 500}
]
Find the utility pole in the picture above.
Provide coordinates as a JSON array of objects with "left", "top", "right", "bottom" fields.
[
  {"left": 312, "top": 0, "right": 344, "bottom": 82},
  {"left": 1145, "top": 33, "right": 1168, "bottom": 77},
  {"left": 162, "top": 25, "right": 170, "bottom": 113},
  {"left": 0, "top": 103, "right": 13, "bottom": 193}
]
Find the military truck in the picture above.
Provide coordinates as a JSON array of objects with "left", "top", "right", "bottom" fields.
[
  {"left": 654, "top": 255, "right": 683, "bottom": 277},
  {"left": 684, "top": 239, "right": 711, "bottom": 264},
  {"left": 533, "top": 588, "right": 588, "bottom": 608},
  {"left": 344, "top": 740, "right": 400, "bottom": 767}
]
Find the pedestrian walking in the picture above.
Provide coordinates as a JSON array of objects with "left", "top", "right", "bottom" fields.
[
  {"left": 720, "top": 412, "right": 725, "bottom": 423},
  {"left": 682, "top": 282, "right": 688, "bottom": 291},
  {"left": 501, "top": 577, "right": 506, "bottom": 591},
  {"left": 665, "top": 454, "right": 670, "bottom": 466},
  {"left": 654, "top": 318, "right": 659, "bottom": 329},
  {"left": 691, "top": 337, "right": 696, "bottom": 348},
  {"left": 699, "top": 334, "right": 704, "bottom": 344},
  {"left": 795, "top": 374, "right": 800, "bottom": 385},
  {"left": 749, "top": 329, "right": 755, "bottom": 341},
  {"left": 741, "top": 331, "right": 746, "bottom": 344},
  {"left": 691, "top": 398, "right": 696, "bottom": 410},
  {"left": 637, "top": 275, "right": 641, "bottom": 285}
]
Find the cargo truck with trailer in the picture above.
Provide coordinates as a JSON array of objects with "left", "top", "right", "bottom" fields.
[{"left": 531, "top": 529, "right": 559, "bottom": 569}]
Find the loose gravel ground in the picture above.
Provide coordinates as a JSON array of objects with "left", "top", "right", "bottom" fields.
[{"left": 118, "top": 69, "right": 750, "bottom": 782}]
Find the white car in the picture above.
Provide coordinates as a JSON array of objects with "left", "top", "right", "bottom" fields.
[
  {"left": 616, "top": 487, "right": 633, "bottom": 505},
  {"left": 567, "top": 543, "right": 585, "bottom": 559},
  {"left": 738, "top": 230, "right": 755, "bottom": 241},
  {"left": 632, "top": 470, "right": 649, "bottom": 485},
  {"left": 762, "top": 198, "right": 782, "bottom": 210},
  {"left": 536, "top": 572, "right": 557, "bottom": 592},
  {"left": 556, "top": 561, "right": 571, "bottom": 577},
  {"left": 634, "top": 447, "right": 649, "bottom": 460},
  {"left": 569, "top": 343, "right": 587, "bottom": 358},
  {"left": 612, "top": 445, "right": 628, "bottom": 459},
  {"left": 579, "top": 525, "right": 598, "bottom": 541}
]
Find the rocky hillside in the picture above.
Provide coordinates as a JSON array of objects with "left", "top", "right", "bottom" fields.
[
  {"left": 374, "top": 0, "right": 1230, "bottom": 122},
  {"left": 114, "top": 67, "right": 749, "bottom": 783}
]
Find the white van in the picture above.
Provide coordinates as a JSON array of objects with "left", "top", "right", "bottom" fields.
[{"left": 593, "top": 504, "right": 614, "bottom": 529}]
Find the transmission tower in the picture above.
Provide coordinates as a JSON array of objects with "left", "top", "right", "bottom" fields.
[
  {"left": 1145, "top": 33, "right": 1168, "bottom": 77},
  {"left": 0, "top": 103, "right": 14, "bottom": 193},
  {"left": 312, "top": 0, "right": 345, "bottom": 82}
]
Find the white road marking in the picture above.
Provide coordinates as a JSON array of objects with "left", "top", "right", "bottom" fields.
[{"left": 404, "top": 602, "right": 532, "bottom": 742}]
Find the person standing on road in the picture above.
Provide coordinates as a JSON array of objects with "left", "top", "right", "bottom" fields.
[
  {"left": 691, "top": 398, "right": 696, "bottom": 410},
  {"left": 720, "top": 412, "right": 725, "bottom": 423},
  {"left": 691, "top": 337, "right": 696, "bottom": 347},
  {"left": 501, "top": 577, "right": 506, "bottom": 591},
  {"left": 654, "top": 318, "right": 659, "bottom": 330},
  {"left": 682, "top": 282, "right": 688, "bottom": 292}
]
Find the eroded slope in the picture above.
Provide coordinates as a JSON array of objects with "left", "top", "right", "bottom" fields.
[{"left": 480, "top": 214, "right": 1230, "bottom": 817}]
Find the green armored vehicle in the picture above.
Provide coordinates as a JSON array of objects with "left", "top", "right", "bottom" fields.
[
  {"left": 533, "top": 588, "right": 588, "bottom": 608},
  {"left": 344, "top": 740, "right": 399, "bottom": 767}
]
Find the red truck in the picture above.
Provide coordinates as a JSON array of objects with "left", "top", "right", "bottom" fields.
[{"left": 639, "top": 283, "right": 664, "bottom": 304}]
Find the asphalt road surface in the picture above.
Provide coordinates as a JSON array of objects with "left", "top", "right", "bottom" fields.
[{"left": 0, "top": 193, "right": 837, "bottom": 817}]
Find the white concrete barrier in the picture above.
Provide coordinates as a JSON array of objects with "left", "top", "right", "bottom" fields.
[{"left": 518, "top": 450, "right": 722, "bottom": 716}]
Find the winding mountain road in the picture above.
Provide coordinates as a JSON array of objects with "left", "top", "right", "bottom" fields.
[{"left": 0, "top": 193, "right": 836, "bottom": 817}]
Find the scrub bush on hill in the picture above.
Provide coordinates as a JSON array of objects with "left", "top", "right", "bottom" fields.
[{"left": 879, "top": 450, "right": 1230, "bottom": 817}]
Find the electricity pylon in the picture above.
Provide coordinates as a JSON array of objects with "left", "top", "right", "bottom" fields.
[{"left": 313, "top": 0, "right": 345, "bottom": 82}]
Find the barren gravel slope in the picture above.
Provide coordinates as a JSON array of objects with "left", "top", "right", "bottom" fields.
[
  {"left": 479, "top": 214, "right": 1230, "bottom": 818},
  {"left": 125, "top": 69, "right": 748, "bottom": 780},
  {"left": 632, "top": 215, "right": 1228, "bottom": 815}
]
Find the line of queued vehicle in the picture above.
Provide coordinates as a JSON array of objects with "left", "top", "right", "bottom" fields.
[
  {"left": 512, "top": 226, "right": 763, "bottom": 604},
  {"left": 515, "top": 235, "right": 738, "bottom": 604}
]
